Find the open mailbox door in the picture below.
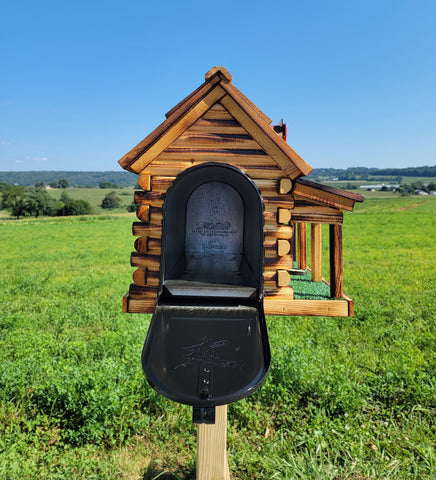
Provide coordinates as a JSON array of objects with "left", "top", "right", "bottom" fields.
[{"left": 142, "top": 163, "right": 270, "bottom": 419}]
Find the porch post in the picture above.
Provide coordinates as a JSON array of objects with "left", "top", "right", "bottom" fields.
[
  {"left": 297, "top": 223, "right": 307, "bottom": 270},
  {"left": 311, "top": 223, "right": 322, "bottom": 281},
  {"left": 329, "top": 223, "right": 343, "bottom": 299}
]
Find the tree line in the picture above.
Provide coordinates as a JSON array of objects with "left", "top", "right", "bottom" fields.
[
  {"left": 0, "top": 171, "right": 138, "bottom": 187},
  {"left": 307, "top": 165, "right": 436, "bottom": 181},
  {"left": 0, "top": 184, "right": 128, "bottom": 219}
]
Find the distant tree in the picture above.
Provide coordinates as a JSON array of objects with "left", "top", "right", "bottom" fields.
[
  {"left": 400, "top": 183, "right": 415, "bottom": 195},
  {"left": 59, "top": 199, "right": 92, "bottom": 216},
  {"left": 99, "top": 181, "right": 118, "bottom": 189},
  {"left": 23, "top": 187, "right": 56, "bottom": 217},
  {"left": 101, "top": 191, "right": 121, "bottom": 209},
  {"left": 1, "top": 185, "right": 27, "bottom": 218},
  {"left": 59, "top": 178, "right": 69, "bottom": 189},
  {"left": 127, "top": 201, "right": 137, "bottom": 212},
  {"left": 35, "top": 181, "right": 45, "bottom": 188}
]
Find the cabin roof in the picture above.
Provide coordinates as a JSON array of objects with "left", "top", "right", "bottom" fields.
[
  {"left": 118, "top": 67, "right": 312, "bottom": 179},
  {"left": 293, "top": 178, "right": 364, "bottom": 211},
  {"left": 118, "top": 66, "right": 364, "bottom": 211}
]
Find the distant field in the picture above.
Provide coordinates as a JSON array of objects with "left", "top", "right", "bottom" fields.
[
  {"left": 48, "top": 187, "right": 135, "bottom": 212},
  {"left": 0, "top": 197, "right": 435, "bottom": 479},
  {"left": 324, "top": 175, "right": 435, "bottom": 190}
]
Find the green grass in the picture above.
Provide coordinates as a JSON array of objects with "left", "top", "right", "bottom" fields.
[{"left": 0, "top": 198, "right": 435, "bottom": 479}]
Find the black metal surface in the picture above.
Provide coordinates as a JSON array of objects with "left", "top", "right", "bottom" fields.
[
  {"left": 142, "top": 303, "right": 269, "bottom": 407},
  {"left": 192, "top": 407, "right": 216, "bottom": 424},
  {"left": 142, "top": 163, "right": 270, "bottom": 411}
]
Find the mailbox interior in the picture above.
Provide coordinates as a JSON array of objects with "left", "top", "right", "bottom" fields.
[{"left": 160, "top": 163, "right": 264, "bottom": 300}]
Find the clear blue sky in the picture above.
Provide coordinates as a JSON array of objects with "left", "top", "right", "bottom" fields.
[{"left": 1, "top": 0, "right": 435, "bottom": 172}]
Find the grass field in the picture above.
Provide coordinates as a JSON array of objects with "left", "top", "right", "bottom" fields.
[{"left": 0, "top": 197, "right": 435, "bottom": 479}]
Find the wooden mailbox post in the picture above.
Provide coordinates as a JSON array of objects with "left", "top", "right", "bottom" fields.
[{"left": 118, "top": 67, "right": 364, "bottom": 479}]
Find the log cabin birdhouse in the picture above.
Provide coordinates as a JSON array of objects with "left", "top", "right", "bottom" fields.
[{"left": 119, "top": 66, "right": 364, "bottom": 319}]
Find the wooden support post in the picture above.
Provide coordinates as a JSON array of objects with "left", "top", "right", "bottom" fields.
[
  {"left": 297, "top": 223, "right": 307, "bottom": 270},
  {"left": 197, "top": 405, "right": 230, "bottom": 480},
  {"left": 311, "top": 223, "right": 322, "bottom": 282},
  {"left": 329, "top": 223, "right": 343, "bottom": 299},
  {"left": 291, "top": 224, "right": 296, "bottom": 262}
]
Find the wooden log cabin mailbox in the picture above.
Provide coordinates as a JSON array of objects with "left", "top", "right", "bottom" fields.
[{"left": 118, "top": 67, "right": 364, "bottom": 474}]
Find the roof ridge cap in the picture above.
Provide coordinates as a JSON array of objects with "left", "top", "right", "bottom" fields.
[{"left": 205, "top": 66, "right": 232, "bottom": 83}]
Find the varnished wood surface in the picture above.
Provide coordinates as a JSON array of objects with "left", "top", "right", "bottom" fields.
[
  {"left": 134, "top": 191, "right": 166, "bottom": 207},
  {"left": 173, "top": 132, "right": 260, "bottom": 150},
  {"left": 138, "top": 174, "right": 151, "bottom": 191},
  {"left": 278, "top": 208, "right": 291, "bottom": 224},
  {"left": 277, "top": 269, "right": 291, "bottom": 287},
  {"left": 264, "top": 298, "right": 350, "bottom": 317},
  {"left": 136, "top": 205, "right": 150, "bottom": 222},
  {"left": 277, "top": 239, "right": 291, "bottom": 256},
  {"left": 134, "top": 236, "right": 148, "bottom": 253},
  {"left": 329, "top": 224, "right": 343, "bottom": 299},
  {"left": 141, "top": 162, "right": 286, "bottom": 180},
  {"left": 124, "top": 293, "right": 352, "bottom": 317},
  {"left": 205, "top": 66, "right": 232, "bottom": 83},
  {"left": 262, "top": 195, "right": 294, "bottom": 209},
  {"left": 311, "top": 223, "right": 322, "bottom": 282},
  {"left": 292, "top": 201, "right": 343, "bottom": 224},
  {"left": 293, "top": 179, "right": 362, "bottom": 211},
  {"left": 130, "top": 252, "right": 161, "bottom": 269},
  {"left": 264, "top": 255, "right": 293, "bottom": 269},
  {"left": 128, "top": 283, "right": 159, "bottom": 299},
  {"left": 188, "top": 119, "right": 247, "bottom": 135},
  {"left": 297, "top": 223, "right": 307, "bottom": 269},
  {"left": 296, "top": 178, "right": 365, "bottom": 202},
  {"left": 132, "top": 222, "right": 162, "bottom": 238},
  {"left": 134, "top": 237, "right": 162, "bottom": 254},
  {"left": 263, "top": 224, "right": 293, "bottom": 239},
  {"left": 279, "top": 177, "right": 293, "bottom": 194},
  {"left": 123, "top": 294, "right": 155, "bottom": 313},
  {"left": 132, "top": 268, "right": 159, "bottom": 286},
  {"left": 132, "top": 267, "right": 147, "bottom": 286},
  {"left": 202, "top": 102, "right": 235, "bottom": 120},
  {"left": 264, "top": 286, "right": 294, "bottom": 297}
]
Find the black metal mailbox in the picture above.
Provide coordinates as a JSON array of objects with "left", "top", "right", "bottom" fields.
[{"left": 142, "top": 163, "right": 270, "bottom": 420}]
